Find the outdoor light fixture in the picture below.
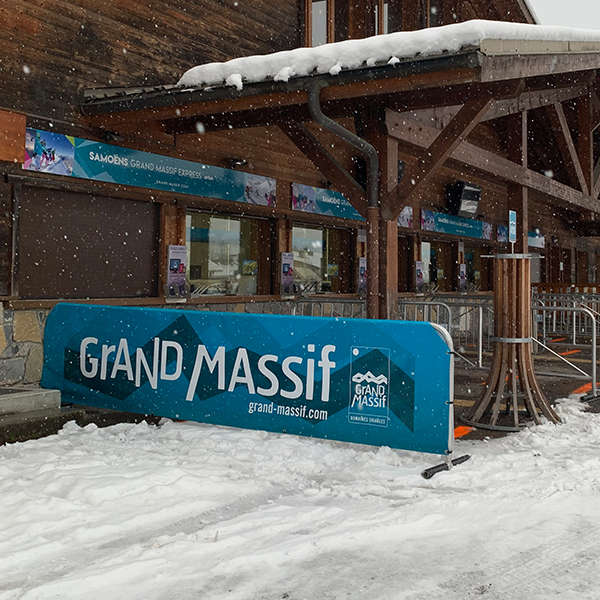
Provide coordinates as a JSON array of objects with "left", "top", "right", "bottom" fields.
[
  {"left": 102, "top": 131, "right": 124, "bottom": 143},
  {"left": 446, "top": 181, "right": 482, "bottom": 219},
  {"left": 228, "top": 158, "right": 248, "bottom": 169}
]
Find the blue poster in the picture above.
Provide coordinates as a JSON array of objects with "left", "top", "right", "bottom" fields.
[
  {"left": 421, "top": 209, "right": 492, "bottom": 240},
  {"left": 41, "top": 304, "right": 453, "bottom": 455},
  {"left": 292, "top": 183, "right": 364, "bottom": 221},
  {"left": 24, "top": 128, "right": 276, "bottom": 206},
  {"left": 509, "top": 210, "right": 517, "bottom": 243}
]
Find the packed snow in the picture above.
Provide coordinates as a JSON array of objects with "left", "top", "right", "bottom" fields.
[
  {"left": 178, "top": 19, "right": 600, "bottom": 90},
  {"left": 1, "top": 396, "right": 600, "bottom": 599}
]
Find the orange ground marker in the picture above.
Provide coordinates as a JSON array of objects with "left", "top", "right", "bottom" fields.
[
  {"left": 549, "top": 337, "right": 567, "bottom": 343},
  {"left": 572, "top": 382, "right": 593, "bottom": 395},
  {"left": 454, "top": 426, "right": 474, "bottom": 439},
  {"left": 559, "top": 349, "right": 581, "bottom": 356}
]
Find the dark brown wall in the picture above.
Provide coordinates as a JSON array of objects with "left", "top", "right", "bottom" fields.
[{"left": 0, "top": 0, "right": 301, "bottom": 123}]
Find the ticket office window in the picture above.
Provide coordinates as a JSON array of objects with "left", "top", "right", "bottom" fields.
[
  {"left": 292, "top": 225, "right": 350, "bottom": 293},
  {"left": 464, "top": 245, "right": 483, "bottom": 291},
  {"left": 463, "top": 245, "right": 495, "bottom": 291},
  {"left": 421, "top": 240, "right": 453, "bottom": 292},
  {"left": 187, "top": 212, "right": 261, "bottom": 296}
]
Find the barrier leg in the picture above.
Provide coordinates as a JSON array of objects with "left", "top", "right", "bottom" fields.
[{"left": 421, "top": 454, "right": 471, "bottom": 479}]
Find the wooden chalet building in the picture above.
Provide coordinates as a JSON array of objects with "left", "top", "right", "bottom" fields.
[{"left": 1, "top": 0, "right": 600, "bottom": 386}]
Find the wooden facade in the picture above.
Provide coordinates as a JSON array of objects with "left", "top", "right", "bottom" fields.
[
  {"left": 0, "top": 0, "right": 301, "bottom": 123},
  {"left": 1, "top": 0, "right": 600, "bottom": 395}
]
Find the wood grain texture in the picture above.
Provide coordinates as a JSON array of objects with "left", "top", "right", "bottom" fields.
[{"left": 0, "top": 0, "right": 300, "bottom": 122}]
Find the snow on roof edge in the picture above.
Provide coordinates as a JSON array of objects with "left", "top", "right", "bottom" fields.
[{"left": 178, "top": 20, "right": 600, "bottom": 92}]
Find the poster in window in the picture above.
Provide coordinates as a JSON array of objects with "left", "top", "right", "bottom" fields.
[
  {"left": 281, "top": 252, "right": 294, "bottom": 296},
  {"left": 398, "top": 206, "right": 413, "bottom": 228},
  {"left": 415, "top": 260, "right": 424, "bottom": 294},
  {"left": 497, "top": 225, "right": 508, "bottom": 243},
  {"left": 244, "top": 174, "right": 276, "bottom": 207},
  {"left": 358, "top": 257, "right": 367, "bottom": 292},
  {"left": 243, "top": 260, "right": 258, "bottom": 275},
  {"left": 459, "top": 263, "right": 467, "bottom": 294},
  {"left": 167, "top": 245, "right": 188, "bottom": 300}
]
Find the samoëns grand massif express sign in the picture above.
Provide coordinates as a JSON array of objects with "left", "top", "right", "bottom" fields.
[
  {"left": 23, "top": 128, "right": 276, "bottom": 206},
  {"left": 41, "top": 305, "right": 454, "bottom": 455}
]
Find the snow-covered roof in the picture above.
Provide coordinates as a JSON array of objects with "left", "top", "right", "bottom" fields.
[{"left": 178, "top": 20, "right": 600, "bottom": 91}]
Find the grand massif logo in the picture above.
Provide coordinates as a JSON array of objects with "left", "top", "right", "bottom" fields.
[{"left": 348, "top": 347, "right": 391, "bottom": 428}]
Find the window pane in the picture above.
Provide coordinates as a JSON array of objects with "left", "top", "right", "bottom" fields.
[
  {"left": 187, "top": 212, "right": 259, "bottom": 296},
  {"left": 312, "top": 0, "right": 328, "bottom": 46},
  {"left": 429, "top": 3, "right": 443, "bottom": 27},
  {"left": 293, "top": 225, "right": 323, "bottom": 292},
  {"left": 383, "top": 2, "right": 389, "bottom": 34},
  {"left": 292, "top": 225, "right": 343, "bottom": 293},
  {"left": 375, "top": 2, "right": 390, "bottom": 35}
]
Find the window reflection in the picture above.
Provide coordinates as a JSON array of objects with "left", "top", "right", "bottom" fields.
[
  {"left": 312, "top": 0, "right": 328, "bottom": 46},
  {"left": 187, "top": 212, "right": 259, "bottom": 296},
  {"left": 292, "top": 225, "right": 342, "bottom": 293}
]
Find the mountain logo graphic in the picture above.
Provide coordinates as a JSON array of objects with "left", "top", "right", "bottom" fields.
[{"left": 351, "top": 371, "right": 388, "bottom": 385}]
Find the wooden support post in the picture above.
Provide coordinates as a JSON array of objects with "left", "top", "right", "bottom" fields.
[
  {"left": 366, "top": 206, "right": 380, "bottom": 320},
  {"left": 380, "top": 218, "right": 398, "bottom": 319},
  {"left": 462, "top": 111, "right": 560, "bottom": 430},
  {"left": 159, "top": 203, "right": 186, "bottom": 294},
  {"left": 361, "top": 112, "right": 399, "bottom": 319}
]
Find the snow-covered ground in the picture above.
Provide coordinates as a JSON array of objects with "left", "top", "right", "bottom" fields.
[{"left": 1, "top": 396, "right": 600, "bottom": 599}]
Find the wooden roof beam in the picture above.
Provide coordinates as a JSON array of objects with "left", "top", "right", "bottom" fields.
[
  {"left": 386, "top": 109, "right": 600, "bottom": 214},
  {"left": 577, "top": 92, "right": 595, "bottom": 195},
  {"left": 484, "top": 84, "right": 591, "bottom": 122},
  {"left": 381, "top": 97, "right": 493, "bottom": 221},
  {"left": 594, "top": 157, "right": 600, "bottom": 198},
  {"left": 278, "top": 121, "right": 368, "bottom": 218},
  {"left": 547, "top": 102, "right": 589, "bottom": 194}
]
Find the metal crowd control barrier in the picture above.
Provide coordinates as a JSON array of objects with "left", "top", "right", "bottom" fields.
[
  {"left": 440, "top": 297, "right": 494, "bottom": 368},
  {"left": 397, "top": 300, "right": 452, "bottom": 330},
  {"left": 531, "top": 304, "right": 597, "bottom": 394},
  {"left": 291, "top": 297, "right": 366, "bottom": 319},
  {"left": 291, "top": 296, "right": 493, "bottom": 368},
  {"left": 533, "top": 292, "right": 600, "bottom": 342},
  {"left": 289, "top": 294, "right": 599, "bottom": 392},
  {"left": 398, "top": 298, "right": 475, "bottom": 366},
  {"left": 397, "top": 298, "right": 494, "bottom": 368}
]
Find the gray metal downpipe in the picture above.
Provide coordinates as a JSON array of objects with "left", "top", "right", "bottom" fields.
[
  {"left": 306, "top": 83, "right": 381, "bottom": 319},
  {"left": 306, "top": 84, "right": 379, "bottom": 207}
]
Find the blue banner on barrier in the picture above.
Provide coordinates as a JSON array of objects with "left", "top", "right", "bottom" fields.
[{"left": 41, "top": 305, "right": 453, "bottom": 455}]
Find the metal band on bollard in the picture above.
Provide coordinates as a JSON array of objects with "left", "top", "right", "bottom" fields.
[
  {"left": 490, "top": 336, "right": 531, "bottom": 344},
  {"left": 482, "top": 254, "right": 537, "bottom": 259}
]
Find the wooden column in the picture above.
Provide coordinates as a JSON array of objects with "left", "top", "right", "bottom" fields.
[
  {"left": 159, "top": 203, "right": 186, "bottom": 293},
  {"left": 275, "top": 217, "right": 292, "bottom": 295},
  {"left": 462, "top": 112, "right": 560, "bottom": 430},
  {"left": 378, "top": 133, "right": 399, "bottom": 319},
  {"left": 362, "top": 112, "right": 399, "bottom": 319}
]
